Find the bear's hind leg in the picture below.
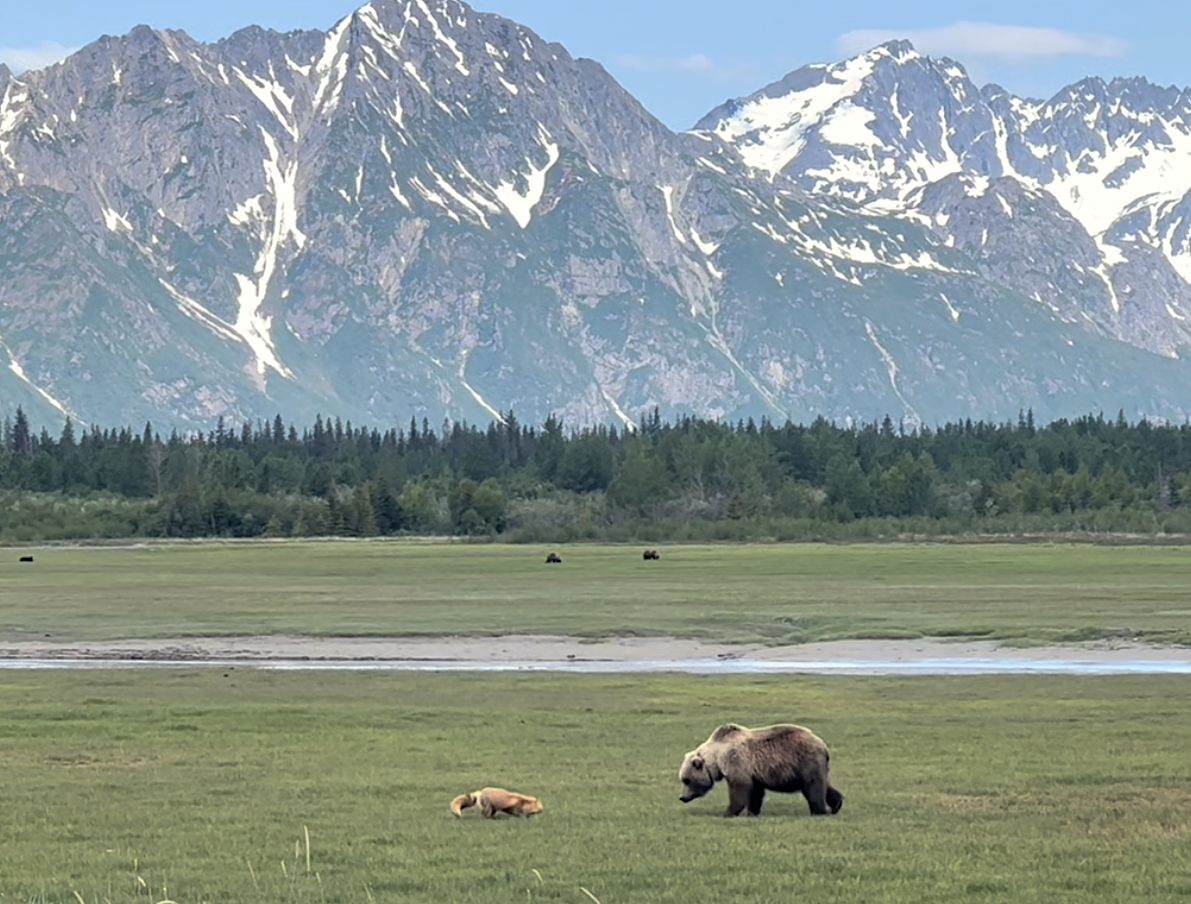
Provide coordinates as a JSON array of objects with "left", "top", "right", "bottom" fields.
[
  {"left": 747, "top": 783, "right": 766, "bottom": 817},
  {"left": 725, "top": 781, "right": 752, "bottom": 817},
  {"left": 802, "top": 777, "right": 831, "bottom": 816}
]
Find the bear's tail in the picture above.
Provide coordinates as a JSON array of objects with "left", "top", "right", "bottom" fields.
[{"left": 450, "top": 792, "right": 481, "bottom": 817}]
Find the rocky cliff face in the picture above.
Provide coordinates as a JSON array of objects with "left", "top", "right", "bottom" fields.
[{"left": 3, "top": 9, "right": 1191, "bottom": 432}]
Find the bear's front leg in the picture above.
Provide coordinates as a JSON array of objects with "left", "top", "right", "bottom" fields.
[
  {"left": 724, "top": 781, "right": 752, "bottom": 817},
  {"left": 747, "top": 782, "right": 767, "bottom": 816}
]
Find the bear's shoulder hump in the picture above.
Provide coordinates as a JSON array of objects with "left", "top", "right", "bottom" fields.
[{"left": 710, "top": 724, "right": 748, "bottom": 742}]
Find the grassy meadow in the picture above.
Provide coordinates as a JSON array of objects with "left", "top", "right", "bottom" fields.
[
  {"left": 2, "top": 540, "right": 1191, "bottom": 645},
  {"left": 2, "top": 540, "right": 1190, "bottom": 903},
  {"left": 1, "top": 670, "right": 1189, "bottom": 904}
]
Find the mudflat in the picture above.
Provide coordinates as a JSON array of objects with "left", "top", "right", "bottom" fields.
[{"left": 2, "top": 634, "right": 1188, "bottom": 666}]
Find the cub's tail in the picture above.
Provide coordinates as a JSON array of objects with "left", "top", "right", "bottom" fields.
[{"left": 450, "top": 791, "right": 481, "bottom": 817}]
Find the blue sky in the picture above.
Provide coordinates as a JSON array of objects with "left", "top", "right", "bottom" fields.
[{"left": 2, "top": 0, "right": 1189, "bottom": 129}]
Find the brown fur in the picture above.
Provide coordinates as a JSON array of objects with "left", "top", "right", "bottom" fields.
[
  {"left": 450, "top": 787, "right": 544, "bottom": 819},
  {"left": 643, "top": 549, "right": 660, "bottom": 560},
  {"left": 679, "top": 723, "right": 844, "bottom": 817}
]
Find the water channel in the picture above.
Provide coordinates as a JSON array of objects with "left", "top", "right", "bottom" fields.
[{"left": 3, "top": 657, "right": 1190, "bottom": 675}]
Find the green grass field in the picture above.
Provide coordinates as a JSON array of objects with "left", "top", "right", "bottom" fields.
[
  {"left": 2, "top": 540, "right": 1191, "bottom": 646},
  {"left": 1, "top": 670, "right": 1189, "bottom": 904},
  {"left": 2, "top": 541, "right": 1189, "bottom": 903}
]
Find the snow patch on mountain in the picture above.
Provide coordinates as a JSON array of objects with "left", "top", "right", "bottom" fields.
[
  {"left": 458, "top": 349, "right": 503, "bottom": 423},
  {"left": 159, "top": 279, "right": 243, "bottom": 344},
  {"left": 0, "top": 80, "right": 29, "bottom": 177},
  {"left": 236, "top": 68, "right": 299, "bottom": 140},
  {"left": 231, "top": 129, "right": 303, "bottom": 378},
  {"left": 599, "top": 387, "right": 635, "bottom": 430},
  {"left": 101, "top": 208, "right": 133, "bottom": 233},
  {"left": 865, "top": 320, "right": 912, "bottom": 413},
  {"left": 427, "top": 161, "right": 495, "bottom": 226},
  {"left": 707, "top": 53, "right": 878, "bottom": 177},
  {"left": 1044, "top": 119, "right": 1191, "bottom": 236},
  {"left": 412, "top": 0, "right": 470, "bottom": 76},
  {"left": 939, "top": 293, "right": 960, "bottom": 322},
  {"left": 702, "top": 39, "right": 1191, "bottom": 325},
  {"left": 313, "top": 15, "right": 352, "bottom": 114},
  {"left": 5, "top": 352, "right": 70, "bottom": 417},
  {"left": 660, "top": 185, "right": 686, "bottom": 244},
  {"left": 494, "top": 132, "right": 559, "bottom": 228}
]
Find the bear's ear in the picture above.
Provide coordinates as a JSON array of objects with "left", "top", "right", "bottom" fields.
[{"left": 691, "top": 756, "right": 704, "bottom": 771}]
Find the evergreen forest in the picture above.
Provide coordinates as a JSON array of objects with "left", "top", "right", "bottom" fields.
[{"left": 4, "top": 406, "right": 1191, "bottom": 543}]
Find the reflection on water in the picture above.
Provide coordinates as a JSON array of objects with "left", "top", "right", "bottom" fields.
[{"left": 2, "top": 658, "right": 1190, "bottom": 675}]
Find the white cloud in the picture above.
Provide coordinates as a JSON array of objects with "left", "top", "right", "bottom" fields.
[
  {"left": 0, "top": 41, "right": 78, "bottom": 73},
  {"left": 615, "top": 54, "right": 754, "bottom": 79},
  {"left": 835, "top": 22, "right": 1129, "bottom": 63}
]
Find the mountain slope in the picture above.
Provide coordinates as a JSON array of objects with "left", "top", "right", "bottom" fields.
[
  {"left": 4, "top": 12, "right": 1191, "bottom": 432},
  {"left": 697, "top": 41, "right": 1191, "bottom": 361}
]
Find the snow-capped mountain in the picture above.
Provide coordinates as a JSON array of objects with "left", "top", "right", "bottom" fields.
[
  {"left": 4, "top": 9, "right": 1191, "bottom": 432},
  {"left": 698, "top": 40, "right": 1191, "bottom": 358}
]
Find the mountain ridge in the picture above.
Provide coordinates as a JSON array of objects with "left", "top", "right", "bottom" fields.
[{"left": 3, "top": 9, "right": 1191, "bottom": 432}]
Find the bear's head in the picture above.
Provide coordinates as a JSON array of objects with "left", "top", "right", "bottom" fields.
[{"left": 678, "top": 751, "right": 721, "bottom": 802}]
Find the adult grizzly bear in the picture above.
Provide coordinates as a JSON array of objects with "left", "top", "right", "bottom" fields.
[
  {"left": 450, "top": 787, "right": 543, "bottom": 818},
  {"left": 679, "top": 723, "right": 844, "bottom": 817}
]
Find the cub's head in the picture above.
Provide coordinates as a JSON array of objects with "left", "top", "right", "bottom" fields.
[
  {"left": 678, "top": 752, "right": 719, "bottom": 803},
  {"left": 520, "top": 796, "right": 544, "bottom": 816}
]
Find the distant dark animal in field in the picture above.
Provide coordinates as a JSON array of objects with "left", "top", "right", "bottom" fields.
[
  {"left": 545, "top": 552, "right": 562, "bottom": 564},
  {"left": 19, "top": 556, "right": 33, "bottom": 563},
  {"left": 451, "top": 787, "right": 543, "bottom": 818},
  {"left": 643, "top": 549, "right": 660, "bottom": 561}
]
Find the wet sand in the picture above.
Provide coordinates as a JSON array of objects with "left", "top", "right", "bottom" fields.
[{"left": 2, "top": 635, "right": 1189, "bottom": 674}]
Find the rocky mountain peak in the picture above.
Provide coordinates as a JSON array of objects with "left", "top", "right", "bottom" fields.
[{"left": 5, "top": 3, "right": 1191, "bottom": 433}]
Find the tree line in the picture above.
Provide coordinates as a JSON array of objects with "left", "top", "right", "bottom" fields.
[{"left": 4, "top": 405, "right": 1191, "bottom": 542}]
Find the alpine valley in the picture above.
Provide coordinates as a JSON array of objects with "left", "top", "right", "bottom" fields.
[{"left": 3, "top": 1, "right": 1191, "bottom": 432}]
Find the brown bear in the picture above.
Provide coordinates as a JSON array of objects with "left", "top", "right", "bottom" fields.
[
  {"left": 678, "top": 723, "right": 844, "bottom": 817},
  {"left": 450, "top": 787, "right": 544, "bottom": 819},
  {"left": 545, "top": 552, "right": 562, "bottom": 564}
]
